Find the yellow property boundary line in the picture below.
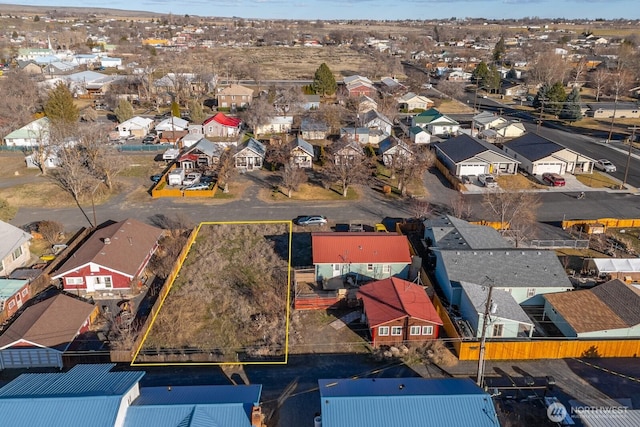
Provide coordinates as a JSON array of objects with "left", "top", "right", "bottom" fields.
[{"left": 131, "top": 220, "right": 293, "bottom": 366}]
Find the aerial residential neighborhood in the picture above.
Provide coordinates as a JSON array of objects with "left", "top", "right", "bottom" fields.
[{"left": 1, "top": 3, "right": 640, "bottom": 427}]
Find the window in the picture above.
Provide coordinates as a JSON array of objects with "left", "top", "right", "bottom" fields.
[
  {"left": 492, "top": 324, "right": 504, "bottom": 337},
  {"left": 526, "top": 288, "right": 536, "bottom": 298},
  {"left": 95, "top": 276, "right": 113, "bottom": 288},
  {"left": 382, "top": 265, "right": 391, "bottom": 274},
  {"left": 422, "top": 325, "right": 434, "bottom": 336},
  {"left": 12, "top": 246, "right": 23, "bottom": 261},
  {"left": 391, "top": 326, "right": 402, "bottom": 336},
  {"left": 367, "top": 264, "right": 374, "bottom": 272},
  {"left": 8, "top": 300, "right": 15, "bottom": 309},
  {"left": 378, "top": 326, "right": 389, "bottom": 336},
  {"left": 66, "top": 277, "right": 84, "bottom": 285},
  {"left": 410, "top": 326, "right": 421, "bottom": 336},
  {"left": 21, "top": 289, "right": 28, "bottom": 297}
]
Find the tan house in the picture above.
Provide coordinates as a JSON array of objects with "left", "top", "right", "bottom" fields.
[
  {"left": 217, "top": 84, "right": 254, "bottom": 110},
  {"left": 290, "top": 137, "right": 314, "bottom": 168},
  {"left": 0, "top": 221, "right": 32, "bottom": 278}
]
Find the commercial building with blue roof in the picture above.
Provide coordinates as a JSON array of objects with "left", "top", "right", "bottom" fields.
[{"left": 318, "top": 377, "right": 500, "bottom": 427}]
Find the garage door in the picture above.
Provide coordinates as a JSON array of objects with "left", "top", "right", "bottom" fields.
[
  {"left": 459, "top": 163, "right": 486, "bottom": 177},
  {"left": 0, "top": 348, "right": 62, "bottom": 369},
  {"left": 534, "top": 162, "right": 563, "bottom": 175}
]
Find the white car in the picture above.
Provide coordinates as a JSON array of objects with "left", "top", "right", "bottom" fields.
[
  {"left": 182, "top": 172, "right": 202, "bottom": 186},
  {"left": 478, "top": 174, "right": 498, "bottom": 188},
  {"left": 595, "top": 159, "right": 616, "bottom": 173}
]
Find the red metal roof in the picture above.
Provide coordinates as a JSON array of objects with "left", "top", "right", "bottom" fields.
[
  {"left": 358, "top": 277, "right": 443, "bottom": 327},
  {"left": 204, "top": 112, "right": 241, "bottom": 127},
  {"left": 312, "top": 233, "right": 411, "bottom": 264}
]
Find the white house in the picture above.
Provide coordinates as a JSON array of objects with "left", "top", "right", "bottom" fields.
[
  {"left": 255, "top": 116, "right": 293, "bottom": 136},
  {"left": 398, "top": 92, "right": 434, "bottom": 112},
  {"left": 3, "top": 117, "right": 50, "bottom": 147},
  {"left": 155, "top": 117, "right": 189, "bottom": 132},
  {"left": 410, "top": 126, "right": 432, "bottom": 144},
  {"left": 117, "top": 116, "right": 154, "bottom": 138},
  {"left": 0, "top": 221, "right": 32, "bottom": 278}
]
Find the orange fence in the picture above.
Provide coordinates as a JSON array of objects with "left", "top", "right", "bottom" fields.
[
  {"left": 470, "top": 220, "right": 510, "bottom": 231},
  {"left": 562, "top": 217, "right": 640, "bottom": 230},
  {"left": 434, "top": 159, "right": 466, "bottom": 192},
  {"left": 151, "top": 163, "right": 219, "bottom": 198}
]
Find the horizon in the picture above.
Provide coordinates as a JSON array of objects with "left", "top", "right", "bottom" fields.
[{"left": 1, "top": 1, "right": 639, "bottom": 21}]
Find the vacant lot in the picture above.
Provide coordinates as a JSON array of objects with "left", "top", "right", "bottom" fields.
[{"left": 141, "top": 222, "right": 291, "bottom": 363}]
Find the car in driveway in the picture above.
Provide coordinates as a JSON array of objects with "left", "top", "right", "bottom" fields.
[
  {"left": 542, "top": 172, "right": 566, "bottom": 187},
  {"left": 595, "top": 159, "right": 616, "bottom": 173},
  {"left": 150, "top": 174, "right": 163, "bottom": 183},
  {"left": 183, "top": 182, "right": 210, "bottom": 191},
  {"left": 143, "top": 135, "right": 158, "bottom": 145},
  {"left": 478, "top": 174, "right": 498, "bottom": 188},
  {"left": 182, "top": 172, "right": 202, "bottom": 186},
  {"left": 294, "top": 216, "right": 328, "bottom": 226}
]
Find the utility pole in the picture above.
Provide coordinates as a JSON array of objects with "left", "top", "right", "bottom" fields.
[
  {"left": 476, "top": 279, "right": 495, "bottom": 388},
  {"left": 622, "top": 125, "right": 640, "bottom": 189},
  {"left": 536, "top": 98, "right": 547, "bottom": 133}
]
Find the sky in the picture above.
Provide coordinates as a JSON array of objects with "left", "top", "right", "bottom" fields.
[{"left": 0, "top": 0, "right": 638, "bottom": 21}]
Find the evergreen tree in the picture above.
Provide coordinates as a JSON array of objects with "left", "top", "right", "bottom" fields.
[
  {"left": 44, "top": 82, "right": 79, "bottom": 134},
  {"left": 114, "top": 99, "right": 134, "bottom": 123},
  {"left": 492, "top": 36, "right": 506, "bottom": 62},
  {"left": 472, "top": 61, "right": 489, "bottom": 84},
  {"left": 559, "top": 87, "right": 582, "bottom": 122},
  {"left": 312, "top": 63, "right": 337, "bottom": 96},
  {"left": 545, "top": 81, "right": 567, "bottom": 116},
  {"left": 533, "top": 84, "right": 549, "bottom": 110},
  {"left": 483, "top": 64, "right": 501, "bottom": 94},
  {"left": 187, "top": 98, "right": 205, "bottom": 123}
]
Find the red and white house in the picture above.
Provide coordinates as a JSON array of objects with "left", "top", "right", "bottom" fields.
[
  {"left": 52, "top": 219, "right": 164, "bottom": 294},
  {"left": 358, "top": 277, "right": 443, "bottom": 347},
  {"left": 203, "top": 112, "right": 242, "bottom": 138},
  {"left": 0, "top": 279, "right": 31, "bottom": 320}
]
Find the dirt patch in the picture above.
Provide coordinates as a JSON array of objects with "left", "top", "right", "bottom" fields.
[
  {"left": 496, "top": 174, "right": 546, "bottom": 190},
  {"left": 288, "top": 309, "right": 370, "bottom": 355}
]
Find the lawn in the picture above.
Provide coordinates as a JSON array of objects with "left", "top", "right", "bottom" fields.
[
  {"left": 140, "top": 222, "right": 291, "bottom": 363},
  {"left": 575, "top": 172, "right": 620, "bottom": 189},
  {"left": 495, "top": 174, "right": 546, "bottom": 190},
  {"left": 262, "top": 182, "right": 360, "bottom": 201}
]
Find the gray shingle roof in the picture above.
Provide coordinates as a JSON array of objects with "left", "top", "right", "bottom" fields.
[
  {"left": 591, "top": 279, "right": 640, "bottom": 326},
  {"left": 504, "top": 133, "right": 565, "bottom": 161},
  {"left": 437, "top": 249, "right": 572, "bottom": 289},
  {"left": 425, "top": 215, "right": 511, "bottom": 250},
  {"left": 436, "top": 134, "right": 517, "bottom": 164},
  {"left": 460, "top": 281, "right": 534, "bottom": 325}
]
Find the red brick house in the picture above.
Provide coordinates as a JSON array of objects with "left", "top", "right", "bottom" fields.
[
  {"left": 358, "top": 277, "right": 442, "bottom": 347},
  {"left": 52, "top": 219, "right": 163, "bottom": 295}
]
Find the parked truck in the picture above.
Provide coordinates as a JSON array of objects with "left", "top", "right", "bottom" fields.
[{"left": 167, "top": 168, "right": 185, "bottom": 186}]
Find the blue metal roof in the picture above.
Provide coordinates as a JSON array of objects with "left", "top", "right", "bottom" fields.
[
  {"left": 134, "top": 385, "right": 261, "bottom": 406},
  {"left": 0, "top": 279, "right": 28, "bottom": 299},
  {"left": 319, "top": 378, "right": 500, "bottom": 427},
  {"left": 124, "top": 404, "right": 255, "bottom": 427},
  {"left": 0, "top": 364, "right": 144, "bottom": 398}
]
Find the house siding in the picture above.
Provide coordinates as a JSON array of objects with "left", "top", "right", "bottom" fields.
[
  {"left": 511, "top": 287, "right": 573, "bottom": 306},
  {"left": 61, "top": 264, "right": 132, "bottom": 292},
  {"left": 315, "top": 262, "right": 409, "bottom": 283},
  {"left": 370, "top": 318, "right": 439, "bottom": 347},
  {"left": 1, "top": 241, "right": 31, "bottom": 277}
]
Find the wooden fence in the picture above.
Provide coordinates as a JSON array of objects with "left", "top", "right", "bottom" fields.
[
  {"left": 469, "top": 220, "right": 510, "bottom": 231},
  {"left": 434, "top": 159, "right": 466, "bottom": 192},
  {"left": 111, "top": 226, "right": 199, "bottom": 363},
  {"left": 562, "top": 217, "right": 640, "bottom": 230},
  {"left": 151, "top": 163, "right": 219, "bottom": 198}
]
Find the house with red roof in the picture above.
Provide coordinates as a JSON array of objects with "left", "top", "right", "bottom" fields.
[
  {"left": 312, "top": 232, "right": 413, "bottom": 287},
  {"left": 51, "top": 219, "right": 164, "bottom": 296},
  {"left": 203, "top": 113, "right": 242, "bottom": 138},
  {"left": 358, "top": 277, "right": 442, "bottom": 347}
]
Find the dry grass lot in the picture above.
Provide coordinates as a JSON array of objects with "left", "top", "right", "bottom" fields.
[
  {"left": 575, "top": 172, "right": 621, "bottom": 189},
  {"left": 496, "top": 174, "right": 546, "bottom": 190},
  {"left": 260, "top": 182, "right": 360, "bottom": 202}
]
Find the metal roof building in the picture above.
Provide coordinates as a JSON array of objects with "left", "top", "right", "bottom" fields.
[{"left": 318, "top": 378, "right": 500, "bottom": 427}]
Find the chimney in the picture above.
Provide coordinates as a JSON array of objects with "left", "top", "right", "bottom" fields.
[
  {"left": 251, "top": 406, "right": 264, "bottom": 427},
  {"left": 104, "top": 238, "right": 111, "bottom": 245}
]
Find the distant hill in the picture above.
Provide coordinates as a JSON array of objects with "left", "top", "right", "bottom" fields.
[{"left": 0, "top": 3, "right": 162, "bottom": 18}]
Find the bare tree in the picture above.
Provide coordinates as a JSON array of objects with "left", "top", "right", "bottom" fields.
[
  {"left": 571, "top": 57, "right": 588, "bottom": 87},
  {"left": 0, "top": 70, "right": 43, "bottom": 138},
  {"left": 606, "top": 70, "right": 634, "bottom": 142},
  {"left": 77, "top": 123, "right": 125, "bottom": 190},
  {"left": 280, "top": 163, "right": 307, "bottom": 198},
  {"left": 410, "top": 199, "right": 432, "bottom": 219},
  {"left": 396, "top": 146, "right": 434, "bottom": 197},
  {"left": 438, "top": 80, "right": 465, "bottom": 100},
  {"left": 482, "top": 190, "right": 541, "bottom": 247},
  {"left": 450, "top": 195, "right": 473, "bottom": 220},
  {"left": 239, "top": 95, "right": 275, "bottom": 137},
  {"left": 588, "top": 68, "right": 609, "bottom": 102},
  {"left": 527, "top": 49, "right": 570, "bottom": 87},
  {"left": 324, "top": 142, "right": 373, "bottom": 197},
  {"left": 318, "top": 103, "right": 348, "bottom": 135},
  {"left": 38, "top": 220, "right": 64, "bottom": 245},
  {"left": 218, "top": 147, "right": 238, "bottom": 193}
]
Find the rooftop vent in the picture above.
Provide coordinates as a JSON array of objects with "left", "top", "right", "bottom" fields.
[{"left": 104, "top": 238, "right": 111, "bottom": 245}]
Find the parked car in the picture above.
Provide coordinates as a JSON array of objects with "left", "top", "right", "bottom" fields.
[
  {"left": 182, "top": 172, "right": 202, "bottom": 186},
  {"left": 294, "top": 215, "right": 328, "bottom": 226},
  {"left": 150, "top": 174, "right": 163, "bottom": 183},
  {"left": 143, "top": 135, "right": 158, "bottom": 145},
  {"left": 542, "top": 172, "right": 566, "bottom": 187},
  {"left": 478, "top": 174, "right": 498, "bottom": 188},
  {"left": 595, "top": 159, "right": 616, "bottom": 173},
  {"left": 200, "top": 175, "right": 215, "bottom": 184},
  {"left": 184, "top": 182, "right": 210, "bottom": 191}
]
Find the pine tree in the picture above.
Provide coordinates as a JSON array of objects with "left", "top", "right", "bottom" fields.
[
  {"left": 312, "top": 63, "right": 337, "bottom": 97},
  {"left": 44, "top": 82, "right": 79, "bottom": 134},
  {"left": 533, "top": 84, "right": 549, "bottom": 110},
  {"left": 492, "top": 36, "right": 506, "bottom": 62},
  {"left": 483, "top": 64, "right": 501, "bottom": 94},
  {"left": 559, "top": 87, "right": 582, "bottom": 122},
  {"left": 545, "top": 82, "right": 567, "bottom": 116},
  {"left": 114, "top": 99, "right": 134, "bottom": 123},
  {"left": 472, "top": 61, "right": 489, "bottom": 84}
]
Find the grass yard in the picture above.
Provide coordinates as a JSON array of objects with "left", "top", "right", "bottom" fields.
[
  {"left": 262, "top": 182, "right": 360, "bottom": 201},
  {"left": 575, "top": 172, "right": 621, "bottom": 189},
  {"left": 496, "top": 174, "right": 546, "bottom": 190},
  {"left": 140, "top": 222, "right": 291, "bottom": 363},
  {"left": 436, "top": 98, "right": 476, "bottom": 114}
]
